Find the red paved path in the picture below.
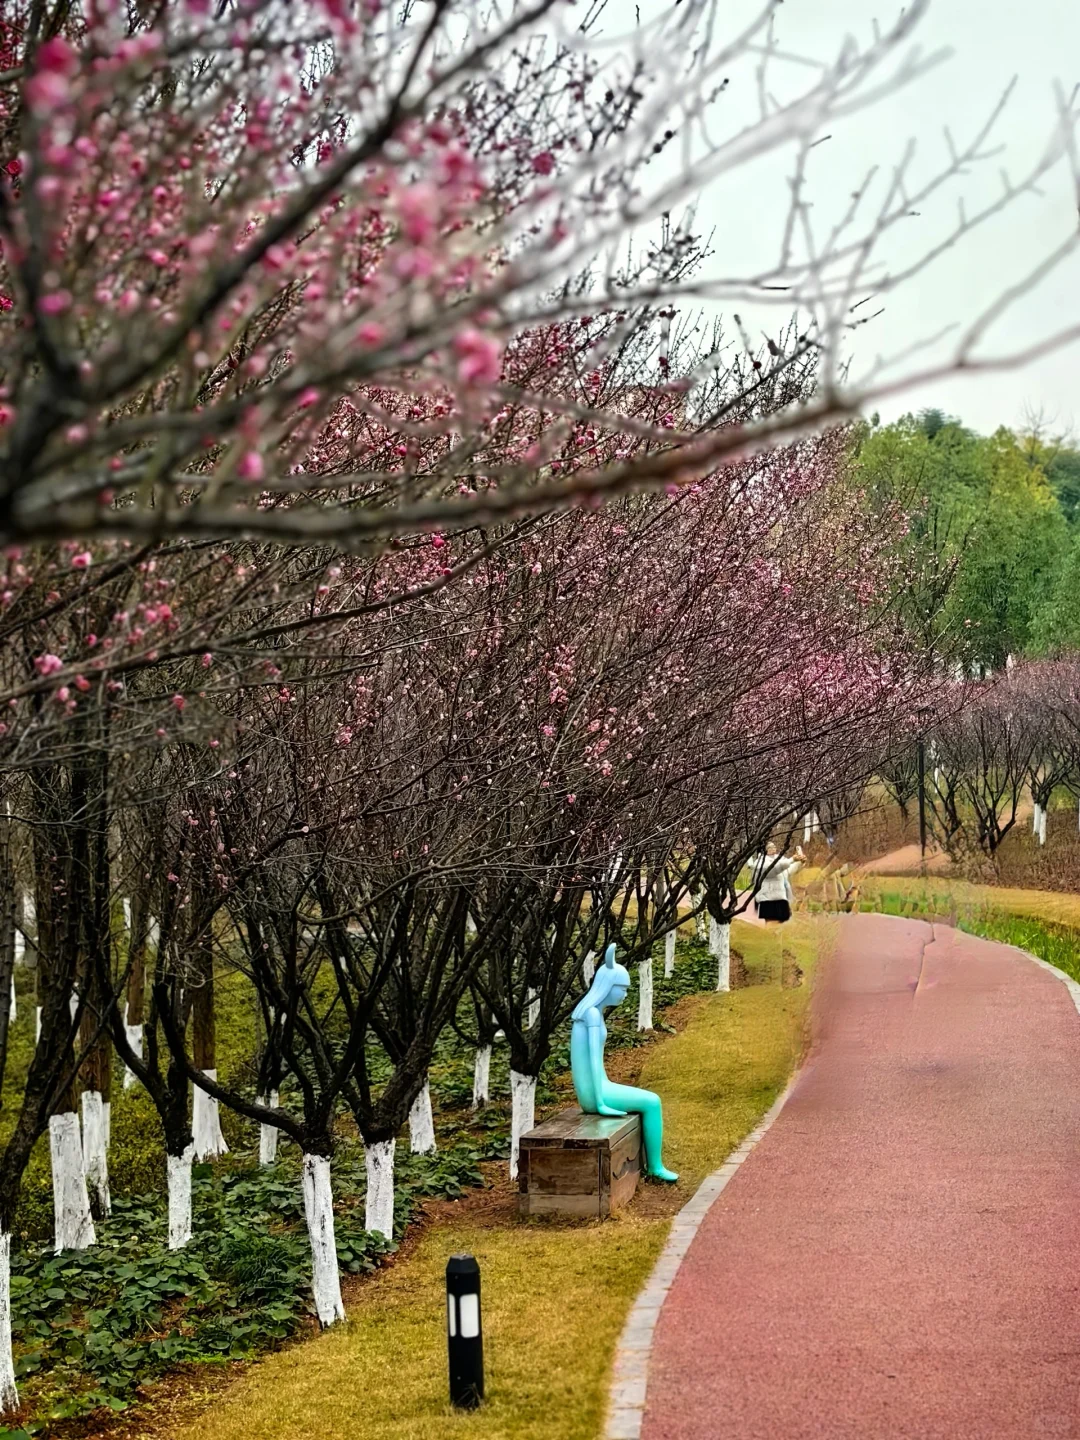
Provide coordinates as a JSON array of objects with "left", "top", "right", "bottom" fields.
[{"left": 642, "top": 914, "right": 1080, "bottom": 1439}]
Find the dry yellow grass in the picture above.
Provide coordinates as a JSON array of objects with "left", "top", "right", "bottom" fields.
[{"left": 168, "top": 919, "right": 820, "bottom": 1440}]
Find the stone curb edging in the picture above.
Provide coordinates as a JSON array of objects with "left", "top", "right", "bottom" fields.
[
  {"left": 603, "top": 1070, "right": 804, "bottom": 1440},
  {"left": 1014, "top": 945, "right": 1080, "bottom": 1017}
]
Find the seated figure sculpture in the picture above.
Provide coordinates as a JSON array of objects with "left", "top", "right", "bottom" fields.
[{"left": 570, "top": 943, "right": 678, "bottom": 1181}]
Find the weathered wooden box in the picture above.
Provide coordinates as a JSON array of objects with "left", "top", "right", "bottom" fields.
[{"left": 517, "top": 1106, "right": 642, "bottom": 1219}]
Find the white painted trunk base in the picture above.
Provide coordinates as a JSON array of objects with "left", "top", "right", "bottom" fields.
[
  {"left": 509, "top": 1070, "right": 536, "bottom": 1181},
  {"left": 258, "top": 1091, "right": 280, "bottom": 1165},
  {"left": 693, "top": 895, "right": 708, "bottom": 943},
  {"left": 1038, "top": 806, "right": 1048, "bottom": 845},
  {"left": 664, "top": 929, "right": 676, "bottom": 979},
  {"left": 471, "top": 1046, "right": 491, "bottom": 1109},
  {"left": 302, "top": 1154, "right": 346, "bottom": 1326},
  {"left": 192, "top": 1069, "right": 229, "bottom": 1159},
  {"left": 408, "top": 1082, "right": 437, "bottom": 1155},
  {"left": 710, "top": 919, "right": 731, "bottom": 993},
  {"left": 49, "top": 1111, "right": 96, "bottom": 1252},
  {"left": 583, "top": 950, "right": 596, "bottom": 987},
  {"left": 637, "top": 957, "right": 654, "bottom": 1031},
  {"left": 167, "top": 1144, "right": 195, "bottom": 1249},
  {"left": 35, "top": 1005, "right": 41, "bottom": 1043},
  {"left": 364, "top": 1139, "right": 396, "bottom": 1239},
  {"left": 0, "top": 1232, "right": 15, "bottom": 1416},
  {"left": 526, "top": 987, "right": 539, "bottom": 1030},
  {"left": 123, "top": 1018, "right": 143, "bottom": 1089},
  {"left": 80, "top": 1089, "right": 111, "bottom": 1217}
]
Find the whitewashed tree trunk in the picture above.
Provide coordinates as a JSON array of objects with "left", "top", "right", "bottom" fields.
[
  {"left": 35, "top": 1006, "right": 41, "bottom": 1043},
  {"left": 1033, "top": 802, "right": 1042, "bottom": 835},
  {"left": 0, "top": 1232, "right": 16, "bottom": 1416},
  {"left": 302, "top": 1154, "right": 346, "bottom": 1326},
  {"left": 167, "top": 1143, "right": 195, "bottom": 1249},
  {"left": 664, "top": 929, "right": 676, "bottom": 978},
  {"left": 465, "top": 913, "right": 477, "bottom": 937},
  {"left": 80, "top": 1090, "right": 111, "bottom": 1218},
  {"left": 711, "top": 919, "right": 731, "bottom": 992},
  {"left": 192, "top": 1070, "right": 229, "bottom": 1159},
  {"left": 364, "top": 1138, "right": 395, "bottom": 1239},
  {"left": 408, "top": 1082, "right": 437, "bottom": 1155},
  {"left": 509, "top": 1070, "right": 536, "bottom": 1180},
  {"left": 122, "top": 896, "right": 132, "bottom": 929},
  {"left": 258, "top": 1091, "right": 280, "bottom": 1165},
  {"left": 49, "top": 1111, "right": 95, "bottom": 1252},
  {"left": 1039, "top": 806, "right": 1048, "bottom": 845},
  {"left": 637, "top": 957, "right": 654, "bottom": 1031},
  {"left": 122, "top": 1003, "right": 143, "bottom": 1089},
  {"left": 693, "top": 893, "right": 708, "bottom": 942},
  {"left": 582, "top": 950, "right": 595, "bottom": 987},
  {"left": 471, "top": 1046, "right": 491, "bottom": 1109},
  {"left": 526, "top": 987, "right": 539, "bottom": 1030},
  {"left": 802, "top": 813, "right": 812, "bottom": 844},
  {"left": 68, "top": 990, "right": 79, "bottom": 1022}
]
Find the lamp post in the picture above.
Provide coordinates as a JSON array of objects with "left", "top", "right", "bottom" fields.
[
  {"left": 446, "top": 1253, "right": 484, "bottom": 1409},
  {"left": 917, "top": 735, "right": 927, "bottom": 867}
]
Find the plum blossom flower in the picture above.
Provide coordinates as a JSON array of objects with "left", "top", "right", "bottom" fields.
[
  {"left": 71, "top": 550, "right": 92, "bottom": 570},
  {"left": 237, "top": 449, "right": 264, "bottom": 481},
  {"left": 34, "top": 653, "right": 63, "bottom": 676},
  {"left": 453, "top": 328, "right": 502, "bottom": 386}
]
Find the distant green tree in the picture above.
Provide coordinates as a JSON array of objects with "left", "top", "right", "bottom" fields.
[{"left": 854, "top": 416, "right": 1069, "bottom": 670}]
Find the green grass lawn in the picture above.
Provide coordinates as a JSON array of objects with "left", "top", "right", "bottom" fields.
[{"left": 173, "top": 917, "right": 822, "bottom": 1440}]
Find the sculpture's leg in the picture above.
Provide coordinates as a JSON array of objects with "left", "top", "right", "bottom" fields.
[{"left": 603, "top": 1081, "right": 678, "bottom": 1182}]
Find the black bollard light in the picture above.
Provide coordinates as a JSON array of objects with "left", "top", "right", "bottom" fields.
[{"left": 446, "top": 1253, "right": 484, "bottom": 1409}]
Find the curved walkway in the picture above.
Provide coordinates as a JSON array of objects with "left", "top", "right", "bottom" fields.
[{"left": 636, "top": 914, "right": 1080, "bottom": 1439}]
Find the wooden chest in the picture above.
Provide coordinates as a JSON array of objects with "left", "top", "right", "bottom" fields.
[{"left": 517, "top": 1107, "right": 643, "bottom": 1219}]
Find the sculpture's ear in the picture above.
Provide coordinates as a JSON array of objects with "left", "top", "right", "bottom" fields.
[{"left": 603, "top": 943, "right": 616, "bottom": 969}]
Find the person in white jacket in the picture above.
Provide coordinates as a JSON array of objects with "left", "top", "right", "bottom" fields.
[{"left": 748, "top": 843, "right": 804, "bottom": 925}]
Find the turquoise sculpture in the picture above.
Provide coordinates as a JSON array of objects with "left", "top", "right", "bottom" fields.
[{"left": 570, "top": 944, "right": 678, "bottom": 1181}]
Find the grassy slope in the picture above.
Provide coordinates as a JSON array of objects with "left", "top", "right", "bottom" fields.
[{"left": 173, "top": 917, "right": 822, "bottom": 1440}]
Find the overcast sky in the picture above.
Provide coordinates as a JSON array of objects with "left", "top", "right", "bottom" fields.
[{"left": 634, "top": 0, "right": 1080, "bottom": 439}]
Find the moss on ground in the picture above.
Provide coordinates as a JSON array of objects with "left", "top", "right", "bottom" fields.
[{"left": 170, "top": 917, "right": 821, "bottom": 1440}]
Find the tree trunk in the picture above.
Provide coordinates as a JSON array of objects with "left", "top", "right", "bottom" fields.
[
  {"left": 509, "top": 1070, "right": 536, "bottom": 1180},
  {"left": 637, "top": 957, "right": 653, "bottom": 1031},
  {"left": 79, "top": 1008, "right": 112, "bottom": 1219},
  {"left": 302, "top": 1154, "right": 346, "bottom": 1326},
  {"left": 191, "top": 932, "right": 228, "bottom": 1159},
  {"left": 0, "top": 1232, "right": 15, "bottom": 1416},
  {"left": 664, "top": 929, "right": 676, "bottom": 978},
  {"left": 364, "top": 1138, "right": 395, "bottom": 1239},
  {"left": 710, "top": 918, "right": 731, "bottom": 992},
  {"left": 582, "top": 950, "right": 595, "bottom": 987},
  {"left": 471, "top": 1046, "right": 491, "bottom": 1108},
  {"left": 408, "top": 1081, "right": 437, "bottom": 1154},
  {"left": 258, "top": 1090, "right": 280, "bottom": 1165},
  {"left": 123, "top": 889, "right": 150, "bottom": 1088},
  {"left": 167, "top": 1141, "right": 195, "bottom": 1249},
  {"left": 50, "top": 1089, "right": 95, "bottom": 1252}
]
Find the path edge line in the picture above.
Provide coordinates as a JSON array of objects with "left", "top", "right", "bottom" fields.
[
  {"left": 603, "top": 1068, "right": 803, "bottom": 1440},
  {"left": 1013, "top": 945, "right": 1080, "bottom": 1017}
]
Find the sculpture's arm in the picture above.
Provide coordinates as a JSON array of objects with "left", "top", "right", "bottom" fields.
[{"left": 588, "top": 1022, "right": 626, "bottom": 1117}]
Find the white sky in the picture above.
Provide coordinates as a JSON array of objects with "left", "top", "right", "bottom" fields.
[{"left": 627, "top": 0, "right": 1080, "bottom": 439}]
